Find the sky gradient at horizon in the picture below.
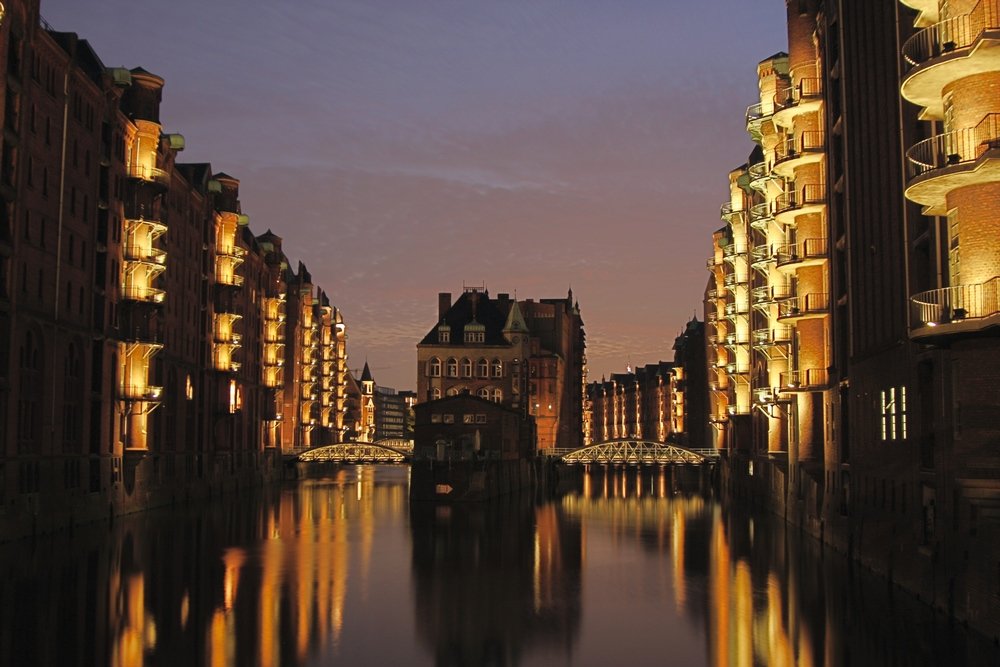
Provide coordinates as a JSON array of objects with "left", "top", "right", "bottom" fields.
[{"left": 43, "top": 0, "right": 787, "bottom": 389}]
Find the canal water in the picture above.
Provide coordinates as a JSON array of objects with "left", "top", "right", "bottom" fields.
[{"left": 1, "top": 465, "right": 998, "bottom": 666}]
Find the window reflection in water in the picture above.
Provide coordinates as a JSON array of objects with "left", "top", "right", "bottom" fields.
[{"left": 0, "top": 464, "right": 997, "bottom": 666}]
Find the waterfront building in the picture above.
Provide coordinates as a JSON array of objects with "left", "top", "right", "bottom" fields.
[
  {"left": 374, "top": 385, "right": 411, "bottom": 441},
  {"left": 705, "top": 0, "right": 1000, "bottom": 638},
  {"left": 0, "top": 0, "right": 351, "bottom": 535},
  {"left": 416, "top": 287, "right": 585, "bottom": 452},
  {"left": 585, "top": 363, "right": 674, "bottom": 444}
]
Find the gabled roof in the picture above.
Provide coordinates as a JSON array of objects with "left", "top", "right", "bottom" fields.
[{"left": 418, "top": 291, "right": 511, "bottom": 346}]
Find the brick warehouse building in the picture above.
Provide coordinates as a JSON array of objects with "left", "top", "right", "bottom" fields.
[
  {"left": 705, "top": 0, "right": 1000, "bottom": 638},
  {"left": 416, "top": 287, "right": 586, "bottom": 452},
  {"left": 0, "top": 0, "right": 350, "bottom": 537}
]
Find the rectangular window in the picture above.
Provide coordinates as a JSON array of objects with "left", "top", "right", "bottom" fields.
[
  {"left": 880, "top": 386, "right": 908, "bottom": 442},
  {"left": 462, "top": 414, "right": 475, "bottom": 424},
  {"left": 431, "top": 414, "right": 441, "bottom": 423},
  {"left": 443, "top": 414, "right": 454, "bottom": 424}
]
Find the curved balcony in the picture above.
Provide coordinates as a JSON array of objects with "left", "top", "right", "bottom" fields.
[
  {"left": 909, "top": 277, "right": 1000, "bottom": 341},
  {"left": 725, "top": 362, "right": 750, "bottom": 376},
  {"left": 724, "top": 301, "right": 750, "bottom": 318},
  {"left": 722, "top": 242, "right": 748, "bottom": 262},
  {"left": 746, "top": 102, "right": 775, "bottom": 142},
  {"left": 723, "top": 271, "right": 747, "bottom": 290},
  {"left": 901, "top": 0, "right": 1000, "bottom": 117},
  {"left": 749, "top": 202, "right": 774, "bottom": 231},
  {"left": 721, "top": 202, "right": 745, "bottom": 222},
  {"left": 214, "top": 332, "right": 242, "bottom": 346},
  {"left": 122, "top": 284, "right": 165, "bottom": 304},
  {"left": 772, "top": 131, "right": 825, "bottom": 179},
  {"left": 752, "top": 326, "right": 793, "bottom": 347},
  {"left": 706, "top": 256, "right": 722, "bottom": 270},
  {"left": 723, "top": 332, "right": 751, "bottom": 348},
  {"left": 774, "top": 183, "right": 826, "bottom": 225},
  {"left": 772, "top": 76, "right": 824, "bottom": 128},
  {"left": 127, "top": 164, "right": 171, "bottom": 190},
  {"left": 779, "top": 368, "right": 829, "bottom": 392},
  {"left": 777, "top": 293, "right": 830, "bottom": 322},
  {"left": 904, "top": 113, "right": 1000, "bottom": 214},
  {"left": 125, "top": 216, "right": 167, "bottom": 238},
  {"left": 750, "top": 243, "right": 777, "bottom": 270},
  {"left": 752, "top": 283, "right": 793, "bottom": 307},
  {"left": 901, "top": 0, "right": 940, "bottom": 28},
  {"left": 120, "top": 384, "right": 163, "bottom": 401},
  {"left": 215, "top": 269, "right": 245, "bottom": 288},
  {"left": 748, "top": 161, "right": 775, "bottom": 193},
  {"left": 124, "top": 244, "right": 167, "bottom": 267},
  {"left": 776, "top": 237, "right": 828, "bottom": 271},
  {"left": 218, "top": 245, "right": 248, "bottom": 260}
]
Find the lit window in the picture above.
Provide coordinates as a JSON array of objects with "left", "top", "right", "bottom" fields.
[
  {"left": 491, "top": 388, "right": 503, "bottom": 403},
  {"left": 478, "top": 387, "right": 490, "bottom": 400},
  {"left": 492, "top": 359, "right": 503, "bottom": 377},
  {"left": 446, "top": 358, "right": 458, "bottom": 377},
  {"left": 880, "top": 386, "right": 908, "bottom": 442},
  {"left": 431, "top": 388, "right": 441, "bottom": 400},
  {"left": 463, "top": 414, "right": 475, "bottom": 424},
  {"left": 443, "top": 414, "right": 455, "bottom": 424}
]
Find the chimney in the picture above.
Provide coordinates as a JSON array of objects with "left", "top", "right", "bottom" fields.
[{"left": 438, "top": 292, "right": 452, "bottom": 320}]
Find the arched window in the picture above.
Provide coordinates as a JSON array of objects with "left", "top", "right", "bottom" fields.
[
  {"left": 446, "top": 358, "right": 458, "bottom": 377},
  {"left": 477, "top": 387, "right": 490, "bottom": 400},
  {"left": 477, "top": 358, "right": 489, "bottom": 377},
  {"left": 461, "top": 358, "right": 472, "bottom": 377},
  {"left": 491, "top": 388, "right": 503, "bottom": 403},
  {"left": 431, "top": 388, "right": 441, "bottom": 400},
  {"left": 492, "top": 359, "right": 503, "bottom": 377},
  {"left": 446, "top": 386, "right": 461, "bottom": 397},
  {"left": 428, "top": 357, "right": 441, "bottom": 377}
]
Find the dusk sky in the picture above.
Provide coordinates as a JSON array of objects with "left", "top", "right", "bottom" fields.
[{"left": 44, "top": 0, "right": 786, "bottom": 390}]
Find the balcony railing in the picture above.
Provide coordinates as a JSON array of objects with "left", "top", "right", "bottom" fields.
[
  {"left": 215, "top": 270, "right": 245, "bottom": 287},
  {"left": 127, "top": 164, "right": 171, "bottom": 188},
  {"left": 721, "top": 202, "right": 745, "bottom": 220},
  {"left": 123, "top": 245, "right": 167, "bottom": 265},
  {"left": 778, "top": 293, "right": 830, "bottom": 319},
  {"left": 218, "top": 245, "right": 248, "bottom": 260},
  {"left": 749, "top": 202, "right": 773, "bottom": 230},
  {"left": 773, "top": 77, "right": 823, "bottom": 112},
  {"left": 751, "top": 243, "right": 776, "bottom": 266},
  {"left": 722, "top": 243, "right": 748, "bottom": 260},
  {"left": 902, "top": 0, "right": 1000, "bottom": 69},
  {"left": 724, "top": 301, "right": 750, "bottom": 317},
  {"left": 776, "top": 237, "right": 827, "bottom": 267},
  {"left": 120, "top": 384, "right": 163, "bottom": 401},
  {"left": 725, "top": 362, "right": 750, "bottom": 375},
  {"left": 122, "top": 285, "right": 165, "bottom": 303},
  {"left": 774, "top": 131, "right": 825, "bottom": 166},
  {"left": 774, "top": 183, "right": 826, "bottom": 216},
  {"left": 906, "top": 113, "right": 1000, "bottom": 181},
  {"left": 752, "top": 283, "right": 793, "bottom": 305},
  {"left": 752, "top": 326, "right": 793, "bottom": 346},
  {"left": 910, "top": 277, "right": 1000, "bottom": 333},
  {"left": 748, "top": 161, "right": 771, "bottom": 184},
  {"left": 724, "top": 333, "right": 750, "bottom": 347},
  {"left": 779, "top": 368, "right": 830, "bottom": 391}
]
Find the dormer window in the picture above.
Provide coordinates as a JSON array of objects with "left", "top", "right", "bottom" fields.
[
  {"left": 464, "top": 320, "right": 486, "bottom": 344},
  {"left": 438, "top": 324, "right": 450, "bottom": 343}
]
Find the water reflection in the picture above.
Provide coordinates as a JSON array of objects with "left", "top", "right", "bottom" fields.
[{"left": 0, "top": 465, "right": 997, "bottom": 666}]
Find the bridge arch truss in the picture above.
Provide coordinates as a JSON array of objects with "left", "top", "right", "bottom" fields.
[
  {"left": 557, "top": 439, "right": 715, "bottom": 465},
  {"left": 297, "top": 441, "right": 411, "bottom": 464}
]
